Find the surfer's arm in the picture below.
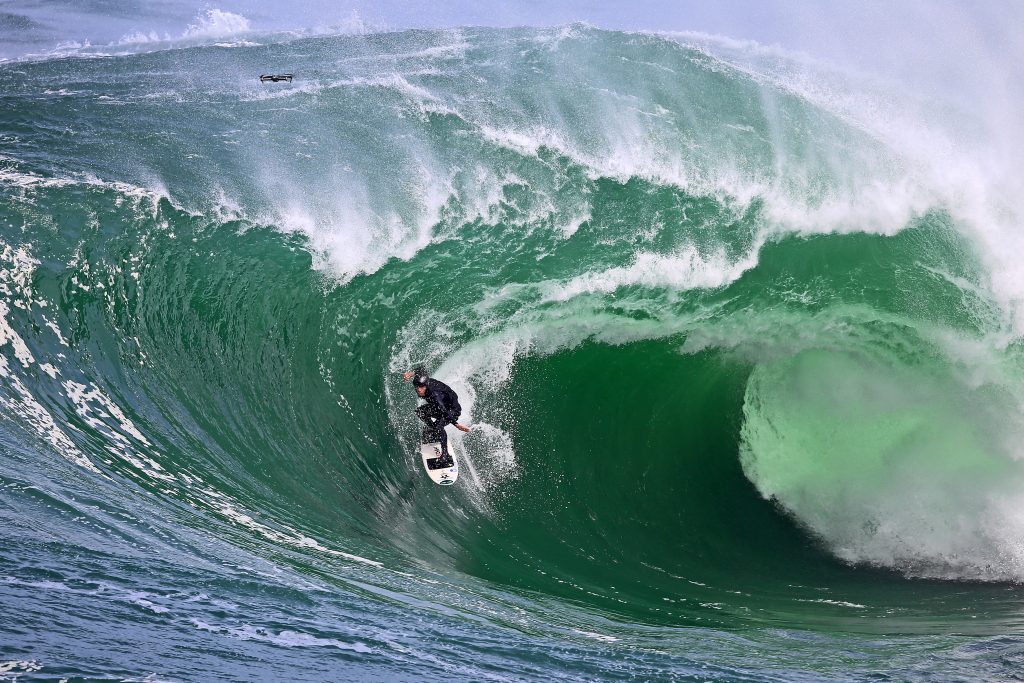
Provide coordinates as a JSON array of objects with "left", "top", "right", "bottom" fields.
[{"left": 401, "top": 366, "right": 428, "bottom": 382}]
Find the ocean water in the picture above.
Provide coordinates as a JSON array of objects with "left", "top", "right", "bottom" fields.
[{"left": 3, "top": 9, "right": 1024, "bottom": 682}]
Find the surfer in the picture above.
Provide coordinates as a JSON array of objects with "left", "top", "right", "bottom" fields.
[{"left": 403, "top": 367, "right": 470, "bottom": 459}]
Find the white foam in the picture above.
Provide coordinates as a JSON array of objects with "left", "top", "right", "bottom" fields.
[
  {"left": 201, "top": 487, "right": 383, "bottom": 567},
  {"left": 664, "top": 28, "right": 1024, "bottom": 331},
  {"left": 247, "top": 73, "right": 462, "bottom": 121},
  {"left": 126, "top": 591, "right": 170, "bottom": 614},
  {"left": 0, "top": 356, "right": 96, "bottom": 472},
  {"left": 560, "top": 210, "right": 591, "bottom": 238},
  {"left": 269, "top": 159, "right": 450, "bottom": 282},
  {"left": 117, "top": 30, "right": 169, "bottom": 45},
  {"left": 571, "top": 628, "right": 619, "bottom": 642},
  {"left": 0, "top": 168, "right": 77, "bottom": 189},
  {"left": 532, "top": 23, "right": 591, "bottom": 51},
  {"left": 0, "top": 661, "right": 42, "bottom": 677},
  {"left": 795, "top": 598, "right": 866, "bottom": 609},
  {"left": 0, "top": 243, "right": 97, "bottom": 472},
  {"left": 191, "top": 620, "right": 372, "bottom": 653},
  {"left": 62, "top": 380, "right": 172, "bottom": 481},
  {"left": 541, "top": 244, "right": 763, "bottom": 304},
  {"left": 182, "top": 10, "right": 251, "bottom": 40},
  {"left": 0, "top": 300, "right": 35, "bottom": 368},
  {"left": 0, "top": 166, "right": 170, "bottom": 219}
]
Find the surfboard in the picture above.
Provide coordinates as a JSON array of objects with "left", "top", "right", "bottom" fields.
[{"left": 420, "top": 441, "right": 459, "bottom": 485}]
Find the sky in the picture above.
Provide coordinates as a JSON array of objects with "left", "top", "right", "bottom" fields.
[{"left": 1, "top": 0, "right": 1018, "bottom": 56}]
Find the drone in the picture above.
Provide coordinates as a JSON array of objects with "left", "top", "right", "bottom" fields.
[{"left": 259, "top": 74, "right": 293, "bottom": 83}]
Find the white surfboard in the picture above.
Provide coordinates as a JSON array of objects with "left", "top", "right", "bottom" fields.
[{"left": 420, "top": 441, "right": 459, "bottom": 485}]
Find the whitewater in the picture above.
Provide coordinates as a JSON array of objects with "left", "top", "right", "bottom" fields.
[{"left": 3, "top": 6, "right": 1024, "bottom": 682}]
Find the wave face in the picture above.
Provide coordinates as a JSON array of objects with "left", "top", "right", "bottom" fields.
[{"left": 4, "top": 23, "right": 1024, "bottom": 681}]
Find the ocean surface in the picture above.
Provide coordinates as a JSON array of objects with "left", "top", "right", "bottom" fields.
[{"left": 3, "top": 8, "right": 1024, "bottom": 682}]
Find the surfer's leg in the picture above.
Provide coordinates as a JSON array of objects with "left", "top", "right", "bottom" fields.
[
  {"left": 417, "top": 405, "right": 452, "bottom": 463},
  {"left": 417, "top": 405, "right": 444, "bottom": 430},
  {"left": 433, "top": 418, "right": 458, "bottom": 465},
  {"left": 440, "top": 409, "right": 460, "bottom": 461}
]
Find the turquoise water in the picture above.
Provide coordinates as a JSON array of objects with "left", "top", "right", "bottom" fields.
[{"left": 3, "top": 21, "right": 1024, "bottom": 682}]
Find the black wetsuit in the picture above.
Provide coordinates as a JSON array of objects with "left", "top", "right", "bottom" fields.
[{"left": 413, "top": 368, "right": 461, "bottom": 462}]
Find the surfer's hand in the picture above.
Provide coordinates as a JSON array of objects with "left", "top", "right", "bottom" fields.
[
  {"left": 455, "top": 423, "right": 471, "bottom": 433},
  {"left": 402, "top": 370, "right": 414, "bottom": 381}
]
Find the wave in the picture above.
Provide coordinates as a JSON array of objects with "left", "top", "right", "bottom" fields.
[{"left": 4, "top": 22, "right": 1024, "bottom": 681}]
